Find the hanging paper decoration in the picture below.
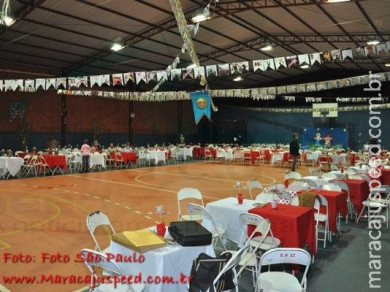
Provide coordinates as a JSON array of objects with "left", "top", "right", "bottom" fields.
[
  {"left": 194, "top": 66, "right": 205, "bottom": 79},
  {"left": 263, "top": 59, "right": 276, "bottom": 71},
  {"left": 45, "top": 78, "right": 56, "bottom": 90},
  {"left": 310, "top": 53, "right": 322, "bottom": 65},
  {"left": 182, "top": 67, "right": 194, "bottom": 80},
  {"left": 146, "top": 71, "right": 157, "bottom": 84},
  {"left": 286, "top": 56, "right": 299, "bottom": 68},
  {"left": 156, "top": 70, "right": 168, "bottom": 82},
  {"left": 135, "top": 72, "right": 147, "bottom": 84},
  {"left": 331, "top": 50, "right": 341, "bottom": 62},
  {"left": 217, "top": 63, "right": 230, "bottom": 76},
  {"left": 89, "top": 75, "right": 99, "bottom": 87},
  {"left": 253, "top": 60, "right": 263, "bottom": 72},
  {"left": 35, "top": 78, "right": 45, "bottom": 90},
  {"left": 56, "top": 77, "right": 67, "bottom": 89},
  {"left": 365, "top": 45, "right": 376, "bottom": 56},
  {"left": 298, "top": 54, "right": 310, "bottom": 66},
  {"left": 170, "top": 68, "right": 182, "bottom": 81},
  {"left": 206, "top": 65, "right": 217, "bottom": 77},
  {"left": 123, "top": 72, "right": 135, "bottom": 84},
  {"left": 376, "top": 43, "right": 387, "bottom": 54},
  {"left": 321, "top": 51, "right": 331, "bottom": 63},
  {"left": 341, "top": 49, "right": 353, "bottom": 60},
  {"left": 230, "top": 61, "right": 249, "bottom": 74},
  {"left": 274, "top": 57, "right": 287, "bottom": 70},
  {"left": 112, "top": 73, "right": 124, "bottom": 85},
  {"left": 79, "top": 76, "right": 88, "bottom": 87}
]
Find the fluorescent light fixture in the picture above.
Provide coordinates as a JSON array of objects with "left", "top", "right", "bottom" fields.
[
  {"left": 233, "top": 76, "right": 243, "bottom": 82},
  {"left": 260, "top": 45, "right": 273, "bottom": 51},
  {"left": 385, "top": 63, "right": 390, "bottom": 67},
  {"left": 1, "top": 15, "right": 15, "bottom": 26},
  {"left": 301, "top": 64, "right": 310, "bottom": 69},
  {"left": 367, "top": 40, "right": 380, "bottom": 46},
  {"left": 110, "top": 43, "right": 125, "bottom": 52},
  {"left": 191, "top": 7, "right": 211, "bottom": 23},
  {"left": 325, "top": 0, "right": 351, "bottom": 3}
]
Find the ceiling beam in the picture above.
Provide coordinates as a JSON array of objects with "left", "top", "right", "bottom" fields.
[{"left": 201, "top": 33, "right": 390, "bottom": 60}]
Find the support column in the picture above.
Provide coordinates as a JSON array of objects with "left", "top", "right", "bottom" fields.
[{"left": 61, "top": 94, "right": 67, "bottom": 147}]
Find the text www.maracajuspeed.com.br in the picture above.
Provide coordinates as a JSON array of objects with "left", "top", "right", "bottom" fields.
[{"left": 2, "top": 273, "right": 193, "bottom": 286}]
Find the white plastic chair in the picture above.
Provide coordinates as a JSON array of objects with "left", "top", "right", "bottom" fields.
[
  {"left": 356, "top": 185, "right": 390, "bottom": 228},
  {"left": 315, "top": 194, "right": 331, "bottom": 248},
  {"left": 247, "top": 179, "right": 264, "bottom": 200},
  {"left": 86, "top": 211, "right": 115, "bottom": 252},
  {"left": 80, "top": 248, "right": 144, "bottom": 292},
  {"left": 284, "top": 171, "right": 302, "bottom": 185},
  {"left": 210, "top": 244, "right": 251, "bottom": 292},
  {"left": 177, "top": 188, "right": 204, "bottom": 221},
  {"left": 256, "top": 248, "right": 311, "bottom": 292},
  {"left": 321, "top": 172, "right": 338, "bottom": 180},
  {"left": 236, "top": 219, "right": 271, "bottom": 286},
  {"left": 240, "top": 213, "right": 281, "bottom": 252},
  {"left": 187, "top": 203, "right": 227, "bottom": 251}
]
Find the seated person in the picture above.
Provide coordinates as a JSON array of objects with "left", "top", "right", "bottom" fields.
[
  {"left": 93, "top": 140, "right": 102, "bottom": 152},
  {"left": 107, "top": 143, "right": 116, "bottom": 153},
  {"left": 123, "top": 142, "right": 133, "bottom": 152}
]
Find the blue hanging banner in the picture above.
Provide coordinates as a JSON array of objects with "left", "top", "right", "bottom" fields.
[{"left": 190, "top": 91, "right": 211, "bottom": 124}]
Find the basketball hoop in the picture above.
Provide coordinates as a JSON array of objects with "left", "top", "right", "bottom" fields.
[{"left": 320, "top": 110, "right": 329, "bottom": 123}]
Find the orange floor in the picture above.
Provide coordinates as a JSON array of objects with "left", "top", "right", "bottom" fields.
[{"left": 0, "top": 161, "right": 310, "bottom": 292}]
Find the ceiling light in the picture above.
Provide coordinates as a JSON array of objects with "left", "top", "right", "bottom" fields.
[
  {"left": 260, "top": 45, "right": 273, "bottom": 51},
  {"left": 301, "top": 64, "right": 310, "bottom": 69},
  {"left": 110, "top": 43, "right": 125, "bottom": 52},
  {"left": 325, "top": 0, "right": 351, "bottom": 3},
  {"left": 191, "top": 7, "right": 211, "bottom": 23},
  {"left": 385, "top": 63, "right": 390, "bottom": 68},
  {"left": 1, "top": 15, "right": 15, "bottom": 27},
  {"left": 233, "top": 76, "right": 243, "bottom": 82},
  {"left": 367, "top": 40, "right": 380, "bottom": 46}
]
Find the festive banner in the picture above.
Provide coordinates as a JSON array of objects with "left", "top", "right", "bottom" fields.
[{"left": 190, "top": 91, "right": 211, "bottom": 124}]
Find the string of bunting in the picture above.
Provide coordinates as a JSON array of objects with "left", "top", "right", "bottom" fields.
[
  {"left": 51, "top": 70, "right": 389, "bottom": 102},
  {"left": 224, "top": 103, "right": 390, "bottom": 113},
  {"left": 1, "top": 46, "right": 389, "bottom": 100}
]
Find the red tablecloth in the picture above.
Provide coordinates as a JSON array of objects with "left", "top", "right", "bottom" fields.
[
  {"left": 193, "top": 147, "right": 204, "bottom": 159},
  {"left": 249, "top": 203, "right": 316, "bottom": 255},
  {"left": 250, "top": 150, "right": 260, "bottom": 164},
  {"left": 313, "top": 190, "right": 347, "bottom": 233},
  {"left": 120, "top": 152, "right": 137, "bottom": 164},
  {"left": 381, "top": 169, "right": 390, "bottom": 185},
  {"left": 42, "top": 154, "right": 67, "bottom": 170},
  {"left": 344, "top": 179, "right": 369, "bottom": 214}
]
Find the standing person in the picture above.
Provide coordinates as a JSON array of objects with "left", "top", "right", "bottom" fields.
[
  {"left": 289, "top": 133, "right": 300, "bottom": 172},
  {"left": 81, "top": 139, "right": 91, "bottom": 173}
]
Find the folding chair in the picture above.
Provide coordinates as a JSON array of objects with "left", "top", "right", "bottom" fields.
[
  {"left": 80, "top": 248, "right": 144, "bottom": 292},
  {"left": 247, "top": 179, "right": 264, "bottom": 200},
  {"left": 187, "top": 203, "right": 227, "bottom": 251},
  {"left": 256, "top": 248, "right": 311, "bottom": 292},
  {"left": 177, "top": 188, "right": 204, "bottom": 221},
  {"left": 86, "top": 211, "right": 115, "bottom": 252}
]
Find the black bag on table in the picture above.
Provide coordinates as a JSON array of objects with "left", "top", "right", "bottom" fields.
[
  {"left": 189, "top": 252, "right": 236, "bottom": 292},
  {"left": 168, "top": 221, "right": 212, "bottom": 246}
]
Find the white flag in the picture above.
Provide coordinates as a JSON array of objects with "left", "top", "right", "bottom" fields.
[
  {"left": 46, "top": 78, "right": 56, "bottom": 90},
  {"left": 35, "top": 78, "right": 45, "bottom": 90}
]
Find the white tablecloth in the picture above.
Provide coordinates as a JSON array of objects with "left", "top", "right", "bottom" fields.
[
  {"left": 0, "top": 157, "right": 24, "bottom": 178},
  {"left": 147, "top": 150, "right": 166, "bottom": 165},
  {"left": 109, "top": 240, "right": 214, "bottom": 292},
  {"left": 89, "top": 153, "right": 106, "bottom": 169},
  {"left": 206, "top": 197, "right": 257, "bottom": 247},
  {"left": 331, "top": 154, "right": 347, "bottom": 165}
]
